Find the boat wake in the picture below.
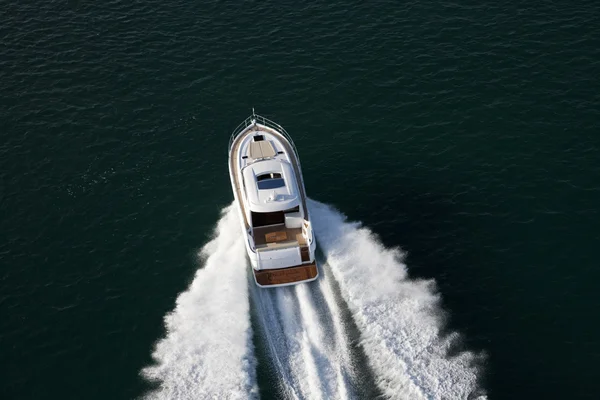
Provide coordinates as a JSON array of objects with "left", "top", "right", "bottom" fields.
[
  {"left": 141, "top": 205, "right": 258, "bottom": 399},
  {"left": 309, "top": 199, "right": 487, "bottom": 400},
  {"left": 250, "top": 266, "right": 361, "bottom": 399},
  {"left": 142, "top": 200, "right": 486, "bottom": 399}
]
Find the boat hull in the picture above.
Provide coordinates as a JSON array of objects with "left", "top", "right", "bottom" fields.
[{"left": 228, "top": 114, "right": 318, "bottom": 288}]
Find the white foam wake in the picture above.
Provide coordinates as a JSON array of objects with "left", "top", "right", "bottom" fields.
[
  {"left": 142, "top": 204, "right": 257, "bottom": 400},
  {"left": 251, "top": 273, "right": 356, "bottom": 400},
  {"left": 309, "top": 199, "right": 486, "bottom": 400}
]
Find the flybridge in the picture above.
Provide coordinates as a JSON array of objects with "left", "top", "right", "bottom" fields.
[{"left": 228, "top": 113, "right": 318, "bottom": 288}]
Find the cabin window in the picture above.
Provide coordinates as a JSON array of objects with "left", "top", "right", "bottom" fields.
[
  {"left": 252, "top": 211, "right": 285, "bottom": 227},
  {"left": 256, "top": 172, "right": 285, "bottom": 190}
]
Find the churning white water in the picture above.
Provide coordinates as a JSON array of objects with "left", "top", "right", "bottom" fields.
[
  {"left": 141, "top": 205, "right": 258, "bottom": 400},
  {"left": 142, "top": 200, "right": 486, "bottom": 399},
  {"left": 309, "top": 199, "right": 486, "bottom": 400},
  {"left": 250, "top": 269, "right": 358, "bottom": 400}
]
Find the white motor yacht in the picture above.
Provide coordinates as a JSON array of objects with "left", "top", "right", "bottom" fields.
[{"left": 228, "top": 112, "right": 318, "bottom": 287}]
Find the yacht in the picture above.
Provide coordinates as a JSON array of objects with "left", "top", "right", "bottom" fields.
[{"left": 228, "top": 112, "right": 318, "bottom": 287}]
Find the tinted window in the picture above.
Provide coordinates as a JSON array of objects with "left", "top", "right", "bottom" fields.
[
  {"left": 257, "top": 172, "right": 282, "bottom": 181},
  {"left": 257, "top": 178, "right": 285, "bottom": 190}
]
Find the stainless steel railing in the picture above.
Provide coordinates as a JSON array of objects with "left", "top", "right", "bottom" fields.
[{"left": 228, "top": 113, "right": 301, "bottom": 167}]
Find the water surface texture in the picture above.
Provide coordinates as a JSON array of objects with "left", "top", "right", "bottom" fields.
[{"left": 2, "top": 1, "right": 599, "bottom": 399}]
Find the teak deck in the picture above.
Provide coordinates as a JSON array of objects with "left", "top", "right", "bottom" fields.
[
  {"left": 254, "top": 262, "right": 318, "bottom": 286},
  {"left": 253, "top": 224, "right": 304, "bottom": 247},
  {"left": 265, "top": 230, "right": 287, "bottom": 243}
]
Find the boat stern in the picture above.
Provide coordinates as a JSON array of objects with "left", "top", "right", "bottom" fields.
[{"left": 253, "top": 261, "right": 319, "bottom": 288}]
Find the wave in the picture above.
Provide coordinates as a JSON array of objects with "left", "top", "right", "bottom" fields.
[
  {"left": 250, "top": 274, "right": 357, "bottom": 400},
  {"left": 141, "top": 199, "right": 486, "bottom": 400},
  {"left": 141, "top": 204, "right": 257, "bottom": 400},
  {"left": 309, "top": 199, "right": 487, "bottom": 400}
]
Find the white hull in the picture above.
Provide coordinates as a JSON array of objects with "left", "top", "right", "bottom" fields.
[{"left": 228, "top": 114, "right": 318, "bottom": 288}]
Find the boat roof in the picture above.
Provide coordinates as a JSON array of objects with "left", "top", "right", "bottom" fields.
[{"left": 242, "top": 159, "right": 300, "bottom": 212}]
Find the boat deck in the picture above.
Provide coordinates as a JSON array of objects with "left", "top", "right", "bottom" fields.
[
  {"left": 254, "top": 261, "right": 318, "bottom": 287},
  {"left": 253, "top": 224, "right": 305, "bottom": 249}
]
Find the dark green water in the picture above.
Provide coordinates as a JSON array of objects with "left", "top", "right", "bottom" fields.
[{"left": 2, "top": 0, "right": 599, "bottom": 399}]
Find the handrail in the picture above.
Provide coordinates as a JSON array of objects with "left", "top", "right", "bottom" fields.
[{"left": 228, "top": 113, "right": 301, "bottom": 168}]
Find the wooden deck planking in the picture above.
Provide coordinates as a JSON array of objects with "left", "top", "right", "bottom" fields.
[
  {"left": 253, "top": 224, "right": 302, "bottom": 246},
  {"left": 254, "top": 262, "right": 318, "bottom": 286}
]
